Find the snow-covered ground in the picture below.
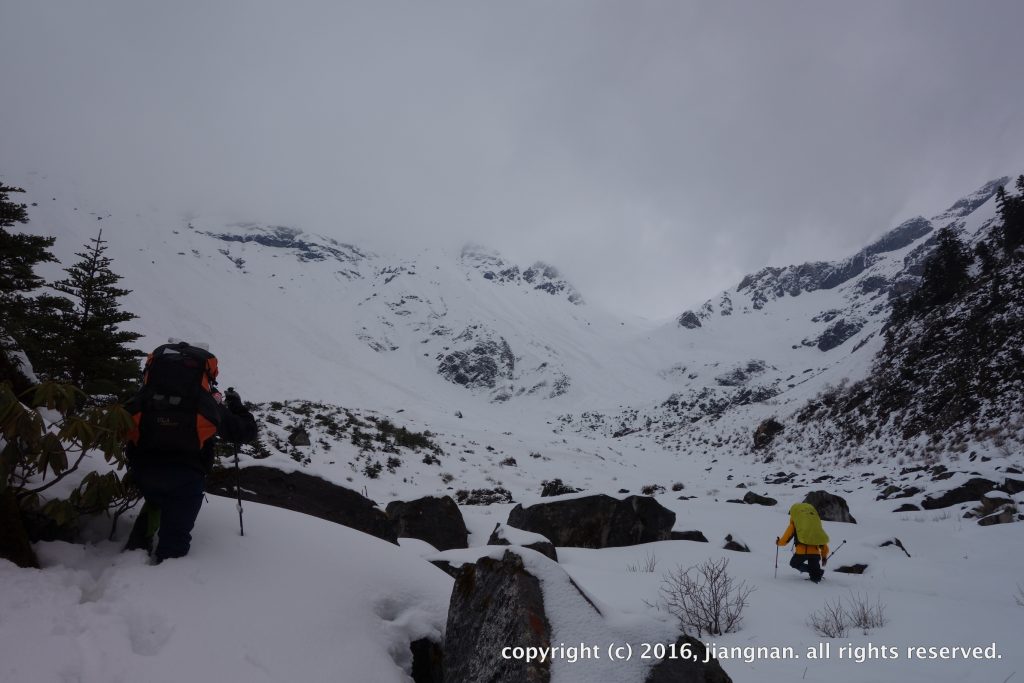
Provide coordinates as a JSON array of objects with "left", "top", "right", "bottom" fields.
[{"left": 3, "top": 487, "right": 1021, "bottom": 682}]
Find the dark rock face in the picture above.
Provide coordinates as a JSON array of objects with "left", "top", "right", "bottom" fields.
[
  {"left": 410, "top": 638, "right": 444, "bottom": 683},
  {"left": 206, "top": 466, "right": 397, "bottom": 543},
  {"left": 977, "top": 505, "right": 1016, "bottom": 527},
  {"left": 444, "top": 551, "right": 552, "bottom": 683},
  {"left": 506, "top": 495, "right": 675, "bottom": 548},
  {"left": 644, "top": 634, "right": 733, "bottom": 683},
  {"left": 671, "top": 530, "right": 709, "bottom": 543},
  {"left": 864, "top": 216, "right": 933, "bottom": 257},
  {"left": 803, "top": 491, "right": 857, "bottom": 523},
  {"left": 437, "top": 337, "right": 515, "bottom": 390},
  {"left": 834, "top": 564, "right": 869, "bottom": 574},
  {"left": 893, "top": 503, "right": 920, "bottom": 513},
  {"left": 753, "top": 418, "right": 784, "bottom": 449},
  {"left": 816, "top": 317, "right": 865, "bottom": 352},
  {"left": 677, "top": 311, "right": 703, "bottom": 329},
  {"left": 723, "top": 534, "right": 750, "bottom": 552},
  {"left": 715, "top": 360, "right": 767, "bottom": 387},
  {"left": 386, "top": 496, "right": 468, "bottom": 551},
  {"left": 742, "top": 491, "right": 777, "bottom": 506},
  {"left": 488, "top": 523, "right": 558, "bottom": 562},
  {"left": 920, "top": 478, "right": 997, "bottom": 510},
  {"left": 0, "top": 490, "right": 39, "bottom": 569},
  {"left": 1002, "top": 477, "right": 1024, "bottom": 495}
]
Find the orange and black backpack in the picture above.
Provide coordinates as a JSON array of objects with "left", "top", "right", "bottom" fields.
[{"left": 126, "top": 342, "right": 221, "bottom": 458}]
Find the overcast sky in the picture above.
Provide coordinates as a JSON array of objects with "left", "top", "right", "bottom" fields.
[{"left": 2, "top": 1, "right": 1023, "bottom": 319}]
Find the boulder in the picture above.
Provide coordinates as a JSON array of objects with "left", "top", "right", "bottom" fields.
[
  {"left": 206, "top": 465, "right": 397, "bottom": 543},
  {"left": 803, "top": 490, "right": 857, "bottom": 523},
  {"left": 677, "top": 311, "right": 703, "bottom": 329},
  {"left": 920, "top": 478, "right": 997, "bottom": 510},
  {"left": 444, "top": 551, "right": 552, "bottom": 683},
  {"left": 753, "top": 418, "right": 784, "bottom": 449},
  {"left": 723, "top": 534, "right": 750, "bottom": 552},
  {"left": 742, "top": 491, "right": 777, "bottom": 506},
  {"left": 671, "top": 530, "right": 709, "bottom": 543},
  {"left": 833, "top": 564, "right": 869, "bottom": 574},
  {"left": 978, "top": 505, "right": 1016, "bottom": 527},
  {"left": 386, "top": 496, "right": 468, "bottom": 551},
  {"left": 644, "top": 634, "right": 733, "bottom": 683},
  {"left": 0, "top": 490, "right": 39, "bottom": 569},
  {"left": 506, "top": 494, "right": 675, "bottom": 548},
  {"left": 1002, "top": 477, "right": 1024, "bottom": 495},
  {"left": 893, "top": 503, "right": 920, "bottom": 513},
  {"left": 488, "top": 523, "right": 558, "bottom": 562},
  {"left": 977, "top": 493, "right": 1014, "bottom": 517}
]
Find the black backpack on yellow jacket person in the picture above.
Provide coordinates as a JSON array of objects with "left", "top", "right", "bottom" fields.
[{"left": 776, "top": 503, "right": 830, "bottom": 583}]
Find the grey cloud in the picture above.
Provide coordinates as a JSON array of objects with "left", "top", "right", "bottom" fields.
[{"left": 2, "top": 0, "right": 1023, "bottom": 318}]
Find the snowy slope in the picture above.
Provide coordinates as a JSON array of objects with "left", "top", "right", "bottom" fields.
[
  {"left": 3, "top": 486, "right": 1021, "bottom": 683},
  {"left": 0, "top": 497, "right": 452, "bottom": 683}
]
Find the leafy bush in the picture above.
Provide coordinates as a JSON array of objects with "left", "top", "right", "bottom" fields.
[{"left": 0, "top": 381, "right": 137, "bottom": 538}]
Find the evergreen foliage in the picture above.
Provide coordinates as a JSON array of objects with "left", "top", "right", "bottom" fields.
[
  {"left": 47, "top": 230, "right": 144, "bottom": 398},
  {"left": 995, "top": 175, "right": 1024, "bottom": 256},
  {"left": 0, "top": 183, "right": 59, "bottom": 360}
]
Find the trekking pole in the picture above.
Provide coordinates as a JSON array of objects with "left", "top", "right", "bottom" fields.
[
  {"left": 234, "top": 442, "right": 244, "bottom": 536},
  {"left": 825, "top": 539, "right": 847, "bottom": 564},
  {"left": 774, "top": 537, "right": 780, "bottom": 578}
]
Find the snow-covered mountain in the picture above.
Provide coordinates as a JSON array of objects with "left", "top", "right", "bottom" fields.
[
  {"left": 8, "top": 170, "right": 1021, "bottom": 506},
  {"left": 6, "top": 170, "right": 1024, "bottom": 683}
]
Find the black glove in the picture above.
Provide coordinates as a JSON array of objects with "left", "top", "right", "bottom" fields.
[{"left": 224, "top": 387, "right": 245, "bottom": 414}]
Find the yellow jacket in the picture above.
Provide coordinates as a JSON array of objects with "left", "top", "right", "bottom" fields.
[{"left": 777, "top": 520, "right": 829, "bottom": 558}]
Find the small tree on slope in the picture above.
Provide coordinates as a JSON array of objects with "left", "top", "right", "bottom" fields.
[{"left": 47, "top": 230, "right": 144, "bottom": 399}]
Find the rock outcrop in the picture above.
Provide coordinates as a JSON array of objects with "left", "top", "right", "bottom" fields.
[
  {"left": 206, "top": 466, "right": 397, "bottom": 543},
  {"left": 803, "top": 490, "right": 857, "bottom": 523},
  {"left": 443, "top": 551, "right": 553, "bottom": 683},
  {"left": 386, "top": 495, "right": 468, "bottom": 551},
  {"left": 506, "top": 494, "right": 675, "bottom": 548}
]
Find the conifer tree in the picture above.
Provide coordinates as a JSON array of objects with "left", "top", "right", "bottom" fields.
[
  {"left": 916, "top": 227, "right": 972, "bottom": 308},
  {"left": 0, "top": 183, "right": 66, "bottom": 391},
  {"left": 996, "top": 176, "right": 1024, "bottom": 256},
  {"left": 0, "top": 183, "right": 59, "bottom": 348},
  {"left": 48, "top": 230, "right": 144, "bottom": 397}
]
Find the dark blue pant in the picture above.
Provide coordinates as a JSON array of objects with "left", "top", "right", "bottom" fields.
[
  {"left": 790, "top": 553, "right": 823, "bottom": 581},
  {"left": 130, "top": 465, "right": 205, "bottom": 561}
]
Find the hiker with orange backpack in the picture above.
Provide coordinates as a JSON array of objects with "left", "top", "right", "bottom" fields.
[
  {"left": 776, "top": 503, "right": 830, "bottom": 583},
  {"left": 124, "top": 341, "right": 257, "bottom": 562}
]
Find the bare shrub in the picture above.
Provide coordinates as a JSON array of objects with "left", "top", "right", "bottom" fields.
[
  {"left": 808, "top": 597, "right": 849, "bottom": 638},
  {"left": 846, "top": 591, "right": 887, "bottom": 632},
  {"left": 1015, "top": 584, "right": 1024, "bottom": 607},
  {"left": 626, "top": 551, "right": 658, "bottom": 573},
  {"left": 809, "top": 592, "right": 887, "bottom": 638},
  {"left": 658, "top": 557, "right": 754, "bottom": 637}
]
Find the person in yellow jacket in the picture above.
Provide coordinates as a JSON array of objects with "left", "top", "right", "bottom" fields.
[{"left": 776, "top": 503, "right": 830, "bottom": 583}]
